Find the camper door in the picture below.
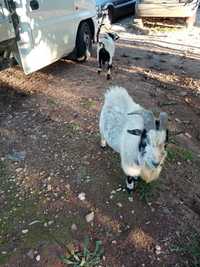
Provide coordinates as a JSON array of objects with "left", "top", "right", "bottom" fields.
[{"left": 15, "top": 0, "right": 76, "bottom": 74}]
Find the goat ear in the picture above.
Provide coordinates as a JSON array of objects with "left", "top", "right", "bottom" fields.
[
  {"left": 107, "top": 32, "right": 119, "bottom": 41},
  {"left": 143, "top": 111, "right": 156, "bottom": 131},
  {"left": 159, "top": 112, "right": 168, "bottom": 130},
  {"left": 115, "top": 34, "right": 119, "bottom": 40},
  {"left": 107, "top": 32, "right": 115, "bottom": 40},
  {"left": 127, "top": 129, "right": 143, "bottom": 136}
]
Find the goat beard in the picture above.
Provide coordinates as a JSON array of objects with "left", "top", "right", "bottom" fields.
[
  {"left": 140, "top": 154, "right": 166, "bottom": 183},
  {"left": 140, "top": 163, "right": 162, "bottom": 183}
]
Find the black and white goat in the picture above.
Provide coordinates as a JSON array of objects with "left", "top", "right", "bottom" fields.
[
  {"left": 96, "top": 11, "right": 119, "bottom": 80},
  {"left": 99, "top": 86, "right": 169, "bottom": 193}
]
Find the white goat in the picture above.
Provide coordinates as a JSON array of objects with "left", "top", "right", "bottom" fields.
[
  {"left": 97, "top": 32, "right": 119, "bottom": 80},
  {"left": 96, "top": 11, "right": 119, "bottom": 80},
  {"left": 99, "top": 86, "right": 168, "bottom": 192}
]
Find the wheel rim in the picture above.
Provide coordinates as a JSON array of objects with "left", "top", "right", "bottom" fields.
[{"left": 83, "top": 32, "right": 91, "bottom": 57}]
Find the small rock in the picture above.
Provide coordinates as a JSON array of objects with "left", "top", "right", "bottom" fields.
[
  {"left": 8, "top": 150, "right": 26, "bottom": 161},
  {"left": 111, "top": 190, "right": 116, "bottom": 194},
  {"left": 85, "top": 212, "right": 94, "bottom": 223},
  {"left": 78, "top": 192, "right": 86, "bottom": 201},
  {"left": 22, "top": 229, "right": 29, "bottom": 234},
  {"left": 71, "top": 224, "right": 77, "bottom": 231},
  {"left": 131, "top": 210, "right": 135, "bottom": 214},
  {"left": 48, "top": 220, "right": 54, "bottom": 225},
  {"left": 29, "top": 220, "right": 40, "bottom": 226},
  {"left": 185, "top": 132, "right": 192, "bottom": 139},
  {"left": 65, "top": 184, "right": 70, "bottom": 190},
  {"left": 16, "top": 168, "right": 23, "bottom": 173},
  {"left": 155, "top": 245, "right": 161, "bottom": 255},
  {"left": 179, "top": 91, "right": 188, "bottom": 97},
  {"left": 27, "top": 249, "right": 34, "bottom": 259},
  {"left": 112, "top": 240, "right": 117, "bottom": 245},
  {"left": 47, "top": 184, "right": 52, "bottom": 191},
  {"left": 1, "top": 251, "right": 7, "bottom": 255},
  {"left": 175, "top": 118, "right": 181, "bottom": 123},
  {"left": 116, "top": 188, "right": 122, "bottom": 192},
  {"left": 128, "top": 197, "right": 133, "bottom": 202},
  {"left": 117, "top": 202, "right": 122, "bottom": 208},
  {"left": 35, "top": 255, "right": 40, "bottom": 261},
  {"left": 163, "top": 207, "right": 171, "bottom": 214}
]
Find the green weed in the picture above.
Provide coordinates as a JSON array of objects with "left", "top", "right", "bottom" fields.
[
  {"left": 171, "top": 232, "right": 200, "bottom": 267},
  {"left": 136, "top": 179, "right": 159, "bottom": 203},
  {"left": 81, "top": 99, "right": 96, "bottom": 109},
  {"left": 47, "top": 98, "right": 57, "bottom": 107},
  {"left": 167, "top": 146, "right": 193, "bottom": 162},
  {"left": 60, "top": 238, "right": 104, "bottom": 267},
  {"left": 64, "top": 122, "right": 81, "bottom": 134}
]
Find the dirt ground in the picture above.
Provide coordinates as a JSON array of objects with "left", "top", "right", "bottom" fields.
[{"left": 0, "top": 11, "right": 200, "bottom": 267}]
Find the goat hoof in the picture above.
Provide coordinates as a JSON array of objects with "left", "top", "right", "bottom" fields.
[
  {"left": 107, "top": 74, "right": 111, "bottom": 80},
  {"left": 98, "top": 70, "right": 101, "bottom": 75},
  {"left": 125, "top": 176, "right": 139, "bottom": 194},
  {"left": 126, "top": 187, "right": 134, "bottom": 194},
  {"left": 100, "top": 145, "right": 107, "bottom": 150}
]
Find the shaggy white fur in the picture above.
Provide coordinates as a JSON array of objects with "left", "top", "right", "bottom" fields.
[{"left": 99, "top": 86, "right": 168, "bottom": 183}]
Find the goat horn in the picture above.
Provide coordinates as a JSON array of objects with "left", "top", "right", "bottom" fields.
[
  {"left": 159, "top": 112, "right": 168, "bottom": 130},
  {"left": 143, "top": 111, "right": 156, "bottom": 131}
]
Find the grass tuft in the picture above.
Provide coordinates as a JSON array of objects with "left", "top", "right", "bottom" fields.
[
  {"left": 60, "top": 238, "right": 104, "bottom": 267},
  {"left": 171, "top": 232, "right": 200, "bottom": 267},
  {"left": 167, "top": 146, "right": 194, "bottom": 162},
  {"left": 136, "top": 179, "right": 159, "bottom": 203}
]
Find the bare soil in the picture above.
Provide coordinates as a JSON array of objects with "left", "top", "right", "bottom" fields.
[{"left": 0, "top": 12, "right": 200, "bottom": 267}]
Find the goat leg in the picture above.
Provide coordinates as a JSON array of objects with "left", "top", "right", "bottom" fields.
[
  {"left": 98, "top": 62, "right": 102, "bottom": 74},
  {"left": 126, "top": 176, "right": 139, "bottom": 194},
  {"left": 107, "top": 64, "right": 112, "bottom": 80}
]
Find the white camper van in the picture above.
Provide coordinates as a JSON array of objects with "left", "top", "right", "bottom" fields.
[{"left": 0, "top": 0, "right": 97, "bottom": 74}]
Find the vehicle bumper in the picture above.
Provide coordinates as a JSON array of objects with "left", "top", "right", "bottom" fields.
[{"left": 136, "top": 1, "right": 199, "bottom": 18}]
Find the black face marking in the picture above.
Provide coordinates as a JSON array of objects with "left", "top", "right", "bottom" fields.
[
  {"left": 99, "top": 48, "right": 110, "bottom": 65},
  {"left": 155, "top": 119, "right": 160, "bottom": 130},
  {"left": 127, "top": 129, "right": 143, "bottom": 136},
  {"left": 127, "top": 128, "right": 147, "bottom": 153},
  {"left": 139, "top": 129, "right": 147, "bottom": 152}
]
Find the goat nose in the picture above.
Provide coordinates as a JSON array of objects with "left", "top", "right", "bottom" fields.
[{"left": 152, "top": 161, "right": 159, "bottom": 168}]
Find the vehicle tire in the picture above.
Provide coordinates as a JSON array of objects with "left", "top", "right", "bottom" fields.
[
  {"left": 108, "top": 7, "right": 115, "bottom": 24},
  {"left": 76, "top": 22, "right": 92, "bottom": 62}
]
